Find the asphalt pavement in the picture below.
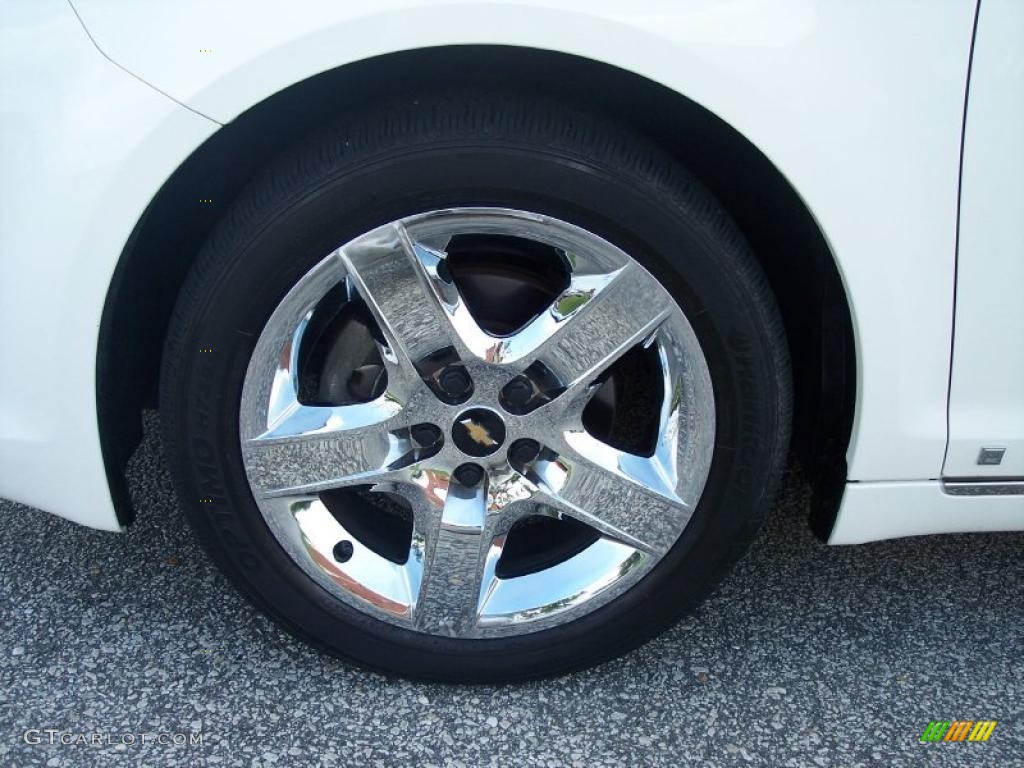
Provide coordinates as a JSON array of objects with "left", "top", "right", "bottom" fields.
[{"left": 1, "top": 414, "right": 1021, "bottom": 767}]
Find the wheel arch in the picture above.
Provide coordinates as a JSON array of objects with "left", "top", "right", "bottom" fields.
[{"left": 98, "top": 45, "right": 854, "bottom": 535}]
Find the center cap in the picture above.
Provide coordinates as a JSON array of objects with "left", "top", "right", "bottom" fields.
[{"left": 452, "top": 408, "right": 506, "bottom": 457}]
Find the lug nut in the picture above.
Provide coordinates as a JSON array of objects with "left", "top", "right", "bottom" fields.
[
  {"left": 410, "top": 423, "right": 441, "bottom": 447},
  {"left": 508, "top": 438, "right": 541, "bottom": 466},
  {"left": 502, "top": 378, "right": 534, "bottom": 408},
  {"left": 438, "top": 367, "right": 472, "bottom": 399},
  {"left": 453, "top": 463, "right": 485, "bottom": 487},
  {"left": 333, "top": 540, "right": 354, "bottom": 563}
]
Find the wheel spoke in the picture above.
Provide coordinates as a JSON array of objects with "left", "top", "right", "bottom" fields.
[
  {"left": 405, "top": 473, "right": 499, "bottom": 634},
  {"left": 242, "top": 403, "right": 424, "bottom": 498},
  {"left": 524, "top": 438, "right": 691, "bottom": 556},
  {"left": 339, "top": 222, "right": 488, "bottom": 372},
  {"left": 529, "top": 262, "right": 673, "bottom": 392}
]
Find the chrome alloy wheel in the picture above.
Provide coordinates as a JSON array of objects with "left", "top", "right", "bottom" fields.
[{"left": 239, "top": 208, "right": 715, "bottom": 639}]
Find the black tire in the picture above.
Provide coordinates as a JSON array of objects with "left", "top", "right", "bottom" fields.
[{"left": 160, "top": 92, "right": 791, "bottom": 682}]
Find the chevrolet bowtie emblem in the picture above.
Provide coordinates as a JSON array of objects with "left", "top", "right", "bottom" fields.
[{"left": 459, "top": 418, "right": 498, "bottom": 447}]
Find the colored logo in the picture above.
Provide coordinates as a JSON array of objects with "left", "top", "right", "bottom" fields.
[
  {"left": 451, "top": 408, "right": 506, "bottom": 457},
  {"left": 920, "top": 720, "right": 997, "bottom": 742},
  {"left": 460, "top": 418, "right": 498, "bottom": 448}
]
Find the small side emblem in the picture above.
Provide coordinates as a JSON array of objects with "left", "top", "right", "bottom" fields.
[{"left": 977, "top": 447, "right": 1006, "bottom": 466}]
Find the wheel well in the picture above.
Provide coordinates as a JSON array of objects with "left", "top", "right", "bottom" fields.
[{"left": 98, "top": 46, "right": 854, "bottom": 533}]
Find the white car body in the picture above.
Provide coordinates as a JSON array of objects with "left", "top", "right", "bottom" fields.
[{"left": 1, "top": 0, "right": 1021, "bottom": 541}]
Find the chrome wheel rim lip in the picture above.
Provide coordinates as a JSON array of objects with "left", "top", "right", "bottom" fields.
[{"left": 239, "top": 207, "right": 715, "bottom": 639}]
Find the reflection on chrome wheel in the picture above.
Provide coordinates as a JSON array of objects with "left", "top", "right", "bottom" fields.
[{"left": 239, "top": 208, "right": 715, "bottom": 638}]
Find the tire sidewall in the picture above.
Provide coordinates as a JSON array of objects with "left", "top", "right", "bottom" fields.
[{"left": 163, "top": 124, "right": 787, "bottom": 681}]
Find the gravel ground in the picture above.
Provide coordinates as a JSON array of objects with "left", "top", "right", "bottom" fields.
[{"left": 2, "top": 415, "right": 1022, "bottom": 767}]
